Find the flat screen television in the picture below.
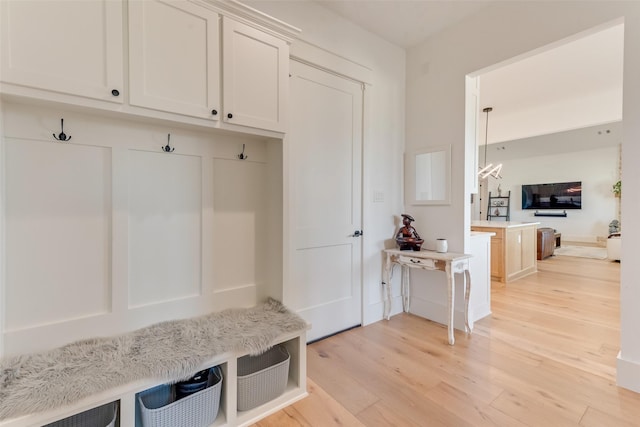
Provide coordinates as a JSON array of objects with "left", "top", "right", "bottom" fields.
[{"left": 521, "top": 181, "right": 582, "bottom": 210}]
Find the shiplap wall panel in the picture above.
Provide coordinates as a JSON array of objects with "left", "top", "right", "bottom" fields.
[
  {"left": 213, "top": 159, "right": 267, "bottom": 292},
  {"left": 0, "top": 103, "right": 273, "bottom": 356},
  {"left": 4, "top": 139, "right": 111, "bottom": 330},
  {"left": 128, "top": 150, "right": 202, "bottom": 307}
]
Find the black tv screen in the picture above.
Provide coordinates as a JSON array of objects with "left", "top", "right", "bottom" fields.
[{"left": 521, "top": 181, "right": 582, "bottom": 210}]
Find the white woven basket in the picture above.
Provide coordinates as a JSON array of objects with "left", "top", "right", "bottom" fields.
[
  {"left": 138, "top": 366, "right": 222, "bottom": 427},
  {"left": 44, "top": 401, "right": 117, "bottom": 427},
  {"left": 237, "top": 345, "right": 290, "bottom": 411}
]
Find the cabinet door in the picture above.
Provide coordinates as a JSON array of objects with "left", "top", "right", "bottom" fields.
[
  {"left": 520, "top": 226, "right": 536, "bottom": 271},
  {"left": 490, "top": 234, "right": 504, "bottom": 281},
  {"left": 128, "top": 0, "right": 220, "bottom": 119},
  {"left": 222, "top": 17, "right": 288, "bottom": 132},
  {"left": 0, "top": 0, "right": 123, "bottom": 102},
  {"left": 506, "top": 229, "right": 522, "bottom": 277}
]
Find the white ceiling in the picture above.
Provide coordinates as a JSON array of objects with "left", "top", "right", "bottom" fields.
[
  {"left": 316, "top": 0, "right": 492, "bottom": 49},
  {"left": 312, "top": 1, "right": 624, "bottom": 145},
  {"left": 479, "top": 23, "right": 624, "bottom": 144}
]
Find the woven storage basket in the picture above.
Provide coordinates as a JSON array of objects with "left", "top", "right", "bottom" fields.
[
  {"left": 237, "top": 345, "right": 290, "bottom": 411},
  {"left": 138, "top": 366, "right": 222, "bottom": 427},
  {"left": 44, "top": 401, "right": 117, "bottom": 427}
]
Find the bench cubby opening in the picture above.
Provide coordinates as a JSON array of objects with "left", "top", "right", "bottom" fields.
[
  {"left": 136, "top": 365, "right": 224, "bottom": 427},
  {"left": 43, "top": 401, "right": 119, "bottom": 427}
]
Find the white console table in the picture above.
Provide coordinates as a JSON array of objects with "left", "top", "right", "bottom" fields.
[{"left": 383, "top": 249, "right": 473, "bottom": 345}]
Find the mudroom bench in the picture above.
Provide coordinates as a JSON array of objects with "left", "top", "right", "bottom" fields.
[{"left": 0, "top": 300, "right": 309, "bottom": 427}]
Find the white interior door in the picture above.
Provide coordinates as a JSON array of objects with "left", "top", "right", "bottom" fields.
[{"left": 288, "top": 59, "right": 363, "bottom": 342}]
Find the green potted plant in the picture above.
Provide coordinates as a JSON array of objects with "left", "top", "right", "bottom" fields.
[{"left": 612, "top": 180, "right": 621, "bottom": 197}]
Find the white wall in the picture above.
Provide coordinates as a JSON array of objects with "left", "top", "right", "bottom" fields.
[
  {"left": 490, "top": 147, "right": 617, "bottom": 242},
  {"left": 0, "top": 100, "right": 4, "bottom": 357},
  {"left": 244, "top": 0, "right": 407, "bottom": 323},
  {"left": 406, "top": 1, "right": 640, "bottom": 392}
]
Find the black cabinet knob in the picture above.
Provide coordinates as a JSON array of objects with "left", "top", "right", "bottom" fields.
[
  {"left": 227, "top": 113, "right": 233, "bottom": 119},
  {"left": 111, "top": 89, "right": 120, "bottom": 97},
  {"left": 211, "top": 109, "right": 218, "bottom": 116}
]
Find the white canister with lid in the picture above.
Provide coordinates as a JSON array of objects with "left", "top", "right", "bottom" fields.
[{"left": 436, "top": 238, "right": 448, "bottom": 253}]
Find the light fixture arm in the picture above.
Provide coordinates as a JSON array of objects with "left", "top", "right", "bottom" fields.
[
  {"left": 483, "top": 107, "right": 492, "bottom": 168},
  {"left": 478, "top": 106, "right": 502, "bottom": 179}
]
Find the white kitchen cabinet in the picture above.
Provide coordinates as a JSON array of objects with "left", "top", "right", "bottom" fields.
[
  {"left": 129, "top": 6, "right": 290, "bottom": 133},
  {"left": 1, "top": 0, "right": 298, "bottom": 136},
  {"left": 222, "top": 16, "right": 289, "bottom": 133},
  {"left": 471, "top": 221, "right": 537, "bottom": 283},
  {"left": 0, "top": 0, "right": 123, "bottom": 103},
  {"left": 128, "top": 0, "right": 221, "bottom": 120},
  {"left": 506, "top": 225, "right": 536, "bottom": 282}
]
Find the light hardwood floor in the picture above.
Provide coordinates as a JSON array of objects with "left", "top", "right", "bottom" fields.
[{"left": 255, "top": 255, "right": 639, "bottom": 426}]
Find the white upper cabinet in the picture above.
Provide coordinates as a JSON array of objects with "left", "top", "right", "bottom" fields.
[
  {"left": 222, "top": 16, "right": 289, "bottom": 133},
  {"left": 128, "top": 5, "right": 290, "bottom": 133},
  {"left": 0, "top": 0, "right": 123, "bottom": 103},
  {"left": 128, "top": 0, "right": 221, "bottom": 120},
  {"left": 0, "top": 0, "right": 299, "bottom": 136}
]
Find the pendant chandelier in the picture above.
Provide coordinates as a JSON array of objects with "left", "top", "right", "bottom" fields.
[{"left": 478, "top": 107, "right": 503, "bottom": 179}]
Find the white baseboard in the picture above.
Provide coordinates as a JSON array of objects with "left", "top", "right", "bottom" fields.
[
  {"left": 563, "top": 235, "right": 603, "bottom": 245},
  {"left": 471, "top": 303, "right": 491, "bottom": 323},
  {"left": 363, "top": 300, "right": 385, "bottom": 326},
  {"left": 617, "top": 351, "right": 640, "bottom": 393}
]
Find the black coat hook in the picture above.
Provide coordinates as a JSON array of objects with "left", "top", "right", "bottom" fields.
[
  {"left": 162, "top": 134, "right": 175, "bottom": 152},
  {"left": 53, "top": 118, "right": 71, "bottom": 141},
  {"left": 237, "top": 143, "right": 248, "bottom": 160}
]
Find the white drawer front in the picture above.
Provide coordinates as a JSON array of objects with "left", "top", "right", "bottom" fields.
[{"left": 399, "top": 256, "right": 436, "bottom": 269}]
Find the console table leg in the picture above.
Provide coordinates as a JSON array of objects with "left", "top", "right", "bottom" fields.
[
  {"left": 464, "top": 268, "right": 472, "bottom": 334},
  {"left": 383, "top": 254, "right": 392, "bottom": 320},
  {"left": 402, "top": 265, "right": 411, "bottom": 313},
  {"left": 446, "top": 263, "right": 455, "bottom": 345}
]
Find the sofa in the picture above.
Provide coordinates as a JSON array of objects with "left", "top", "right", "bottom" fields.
[{"left": 537, "top": 227, "right": 556, "bottom": 260}]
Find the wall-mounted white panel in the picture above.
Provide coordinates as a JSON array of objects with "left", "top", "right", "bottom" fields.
[
  {"left": 5, "top": 140, "right": 111, "bottom": 331},
  {"left": 291, "top": 244, "right": 352, "bottom": 310},
  {"left": 213, "top": 159, "right": 267, "bottom": 291},
  {"left": 128, "top": 150, "right": 202, "bottom": 307},
  {"left": 292, "top": 75, "right": 355, "bottom": 233}
]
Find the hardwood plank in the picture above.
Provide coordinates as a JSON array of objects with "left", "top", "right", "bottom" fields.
[
  {"left": 309, "top": 330, "right": 446, "bottom": 422},
  {"left": 305, "top": 343, "right": 379, "bottom": 414},
  {"left": 355, "top": 393, "right": 470, "bottom": 427},
  {"left": 355, "top": 400, "right": 429, "bottom": 427},
  {"left": 255, "top": 378, "right": 365, "bottom": 427},
  {"left": 490, "top": 389, "right": 582, "bottom": 427},
  {"left": 579, "top": 406, "right": 638, "bottom": 427},
  {"left": 253, "top": 255, "right": 640, "bottom": 426}
]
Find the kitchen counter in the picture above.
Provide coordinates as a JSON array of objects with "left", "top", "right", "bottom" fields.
[
  {"left": 471, "top": 220, "right": 540, "bottom": 229},
  {"left": 471, "top": 230, "right": 496, "bottom": 237},
  {"left": 471, "top": 221, "right": 538, "bottom": 283}
]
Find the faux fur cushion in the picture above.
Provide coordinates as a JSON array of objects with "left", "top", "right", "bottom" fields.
[{"left": 0, "top": 298, "right": 307, "bottom": 420}]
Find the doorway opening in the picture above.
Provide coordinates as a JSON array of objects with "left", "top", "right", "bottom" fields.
[{"left": 466, "top": 20, "right": 624, "bottom": 251}]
